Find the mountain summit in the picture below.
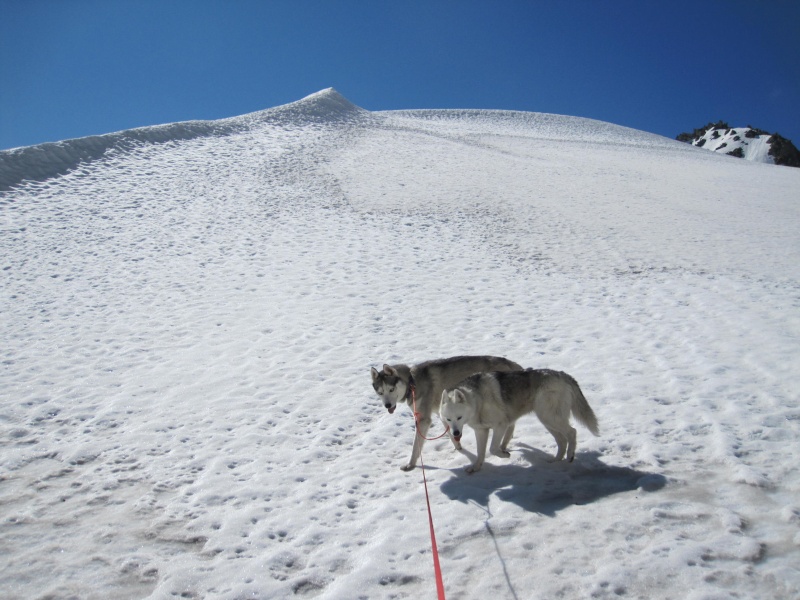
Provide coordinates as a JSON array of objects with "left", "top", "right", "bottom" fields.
[
  {"left": 677, "top": 121, "right": 800, "bottom": 167},
  {"left": 258, "top": 87, "right": 369, "bottom": 123}
]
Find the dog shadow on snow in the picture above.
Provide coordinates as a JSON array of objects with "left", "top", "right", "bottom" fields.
[{"left": 437, "top": 444, "right": 667, "bottom": 517}]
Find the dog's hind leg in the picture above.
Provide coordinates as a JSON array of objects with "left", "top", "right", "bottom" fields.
[
  {"left": 565, "top": 426, "right": 578, "bottom": 462},
  {"left": 490, "top": 426, "right": 512, "bottom": 458},
  {"left": 548, "top": 425, "right": 577, "bottom": 461},
  {"left": 537, "top": 416, "right": 576, "bottom": 462},
  {"left": 545, "top": 426, "right": 568, "bottom": 461}
]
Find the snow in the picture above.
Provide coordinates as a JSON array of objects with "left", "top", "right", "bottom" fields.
[{"left": 2, "top": 88, "right": 800, "bottom": 599}]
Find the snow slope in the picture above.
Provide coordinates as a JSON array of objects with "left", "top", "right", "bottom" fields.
[{"left": 2, "top": 88, "right": 800, "bottom": 599}]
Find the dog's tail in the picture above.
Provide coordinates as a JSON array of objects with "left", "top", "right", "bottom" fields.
[{"left": 569, "top": 377, "right": 599, "bottom": 436}]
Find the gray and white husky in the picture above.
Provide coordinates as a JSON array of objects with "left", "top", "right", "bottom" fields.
[
  {"left": 371, "top": 355, "right": 522, "bottom": 471},
  {"left": 440, "top": 369, "right": 599, "bottom": 473}
]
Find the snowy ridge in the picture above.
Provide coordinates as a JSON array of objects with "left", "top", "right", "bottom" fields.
[
  {"left": 381, "top": 107, "right": 690, "bottom": 150},
  {"left": 2, "top": 90, "right": 800, "bottom": 599},
  {"left": 0, "top": 88, "right": 368, "bottom": 191},
  {"left": 1, "top": 88, "right": 695, "bottom": 193},
  {"left": 0, "top": 115, "right": 234, "bottom": 192}
]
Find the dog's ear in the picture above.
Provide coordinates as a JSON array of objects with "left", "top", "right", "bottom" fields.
[
  {"left": 454, "top": 389, "right": 466, "bottom": 403},
  {"left": 370, "top": 367, "right": 380, "bottom": 382},
  {"left": 441, "top": 390, "right": 449, "bottom": 403},
  {"left": 383, "top": 365, "right": 398, "bottom": 376}
]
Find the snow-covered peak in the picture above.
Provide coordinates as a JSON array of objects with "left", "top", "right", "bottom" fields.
[
  {"left": 256, "top": 87, "right": 369, "bottom": 123},
  {"left": 677, "top": 122, "right": 800, "bottom": 167},
  {"left": 696, "top": 126, "right": 772, "bottom": 162}
]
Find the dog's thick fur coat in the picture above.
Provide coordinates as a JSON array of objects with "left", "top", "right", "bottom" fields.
[
  {"left": 371, "top": 355, "right": 522, "bottom": 471},
  {"left": 440, "top": 369, "right": 599, "bottom": 473}
]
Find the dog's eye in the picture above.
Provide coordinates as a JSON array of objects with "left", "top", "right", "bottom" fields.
[
  {"left": 389, "top": 387, "right": 395, "bottom": 393},
  {"left": 457, "top": 417, "right": 462, "bottom": 421}
]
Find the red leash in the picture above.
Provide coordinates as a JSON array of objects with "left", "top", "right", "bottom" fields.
[
  {"left": 415, "top": 416, "right": 451, "bottom": 441},
  {"left": 411, "top": 384, "right": 447, "bottom": 600}
]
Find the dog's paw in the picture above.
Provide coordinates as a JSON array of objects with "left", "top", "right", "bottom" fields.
[
  {"left": 493, "top": 450, "right": 511, "bottom": 459},
  {"left": 465, "top": 464, "right": 481, "bottom": 474},
  {"left": 400, "top": 463, "right": 416, "bottom": 472}
]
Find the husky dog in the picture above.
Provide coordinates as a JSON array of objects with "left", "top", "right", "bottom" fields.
[
  {"left": 440, "top": 369, "right": 599, "bottom": 473},
  {"left": 371, "top": 355, "right": 522, "bottom": 471}
]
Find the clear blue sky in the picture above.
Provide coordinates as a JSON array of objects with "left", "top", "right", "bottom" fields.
[{"left": 2, "top": 0, "right": 799, "bottom": 151}]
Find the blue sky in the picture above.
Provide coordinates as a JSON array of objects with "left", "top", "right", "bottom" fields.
[{"left": 2, "top": 0, "right": 799, "bottom": 151}]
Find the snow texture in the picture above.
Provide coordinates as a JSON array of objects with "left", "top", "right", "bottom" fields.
[{"left": 2, "top": 88, "right": 800, "bottom": 599}]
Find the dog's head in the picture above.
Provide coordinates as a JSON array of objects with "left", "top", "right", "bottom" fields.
[
  {"left": 439, "top": 388, "right": 472, "bottom": 441},
  {"left": 370, "top": 365, "right": 408, "bottom": 414}
]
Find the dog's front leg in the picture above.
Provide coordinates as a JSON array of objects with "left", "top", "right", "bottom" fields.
[
  {"left": 467, "top": 427, "right": 489, "bottom": 473},
  {"left": 402, "top": 416, "right": 431, "bottom": 471},
  {"left": 500, "top": 423, "right": 515, "bottom": 453}
]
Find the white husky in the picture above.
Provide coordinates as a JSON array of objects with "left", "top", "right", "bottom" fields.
[
  {"left": 440, "top": 369, "right": 599, "bottom": 473},
  {"left": 370, "top": 355, "right": 522, "bottom": 471}
]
